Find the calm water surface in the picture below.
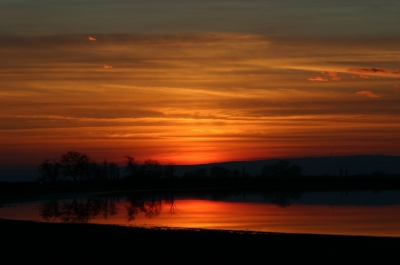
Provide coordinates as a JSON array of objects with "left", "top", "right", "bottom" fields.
[{"left": 1, "top": 190, "right": 400, "bottom": 237}]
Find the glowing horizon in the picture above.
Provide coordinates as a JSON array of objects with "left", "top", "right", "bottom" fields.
[{"left": 1, "top": 2, "right": 399, "bottom": 168}]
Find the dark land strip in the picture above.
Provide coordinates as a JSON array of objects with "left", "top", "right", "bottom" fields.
[
  {"left": 2, "top": 176, "right": 400, "bottom": 201},
  {"left": 1, "top": 218, "right": 399, "bottom": 263}
]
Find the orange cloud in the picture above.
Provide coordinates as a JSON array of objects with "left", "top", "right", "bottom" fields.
[
  {"left": 103, "top": 65, "right": 112, "bottom": 69},
  {"left": 356, "top": 91, "right": 380, "bottom": 98},
  {"left": 348, "top": 68, "right": 400, "bottom": 75},
  {"left": 88, "top": 36, "right": 97, "bottom": 41},
  {"left": 307, "top": 77, "right": 328, "bottom": 82},
  {"left": 321, "top": 71, "right": 341, "bottom": 81}
]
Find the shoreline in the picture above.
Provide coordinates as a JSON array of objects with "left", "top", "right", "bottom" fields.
[
  {"left": 2, "top": 218, "right": 400, "bottom": 263},
  {"left": 5, "top": 217, "right": 400, "bottom": 239}
]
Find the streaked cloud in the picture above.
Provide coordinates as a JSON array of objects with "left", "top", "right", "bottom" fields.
[
  {"left": 1, "top": 32, "right": 400, "bottom": 165},
  {"left": 88, "top": 36, "right": 97, "bottom": 41},
  {"left": 356, "top": 91, "right": 380, "bottom": 98},
  {"left": 308, "top": 77, "right": 328, "bottom": 82},
  {"left": 321, "top": 71, "right": 337, "bottom": 77}
]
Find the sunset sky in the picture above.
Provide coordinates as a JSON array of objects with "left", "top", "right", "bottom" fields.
[{"left": 1, "top": 1, "right": 399, "bottom": 167}]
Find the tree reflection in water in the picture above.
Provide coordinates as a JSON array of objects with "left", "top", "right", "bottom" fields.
[
  {"left": 39, "top": 193, "right": 177, "bottom": 223},
  {"left": 39, "top": 200, "right": 62, "bottom": 221},
  {"left": 125, "top": 193, "right": 176, "bottom": 221},
  {"left": 39, "top": 195, "right": 119, "bottom": 223},
  {"left": 38, "top": 191, "right": 300, "bottom": 224},
  {"left": 261, "top": 192, "right": 302, "bottom": 207},
  {"left": 143, "top": 194, "right": 163, "bottom": 218},
  {"left": 165, "top": 194, "right": 177, "bottom": 215}
]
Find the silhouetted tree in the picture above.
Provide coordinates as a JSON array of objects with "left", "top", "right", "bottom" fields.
[
  {"left": 60, "top": 151, "right": 91, "bottom": 183},
  {"left": 108, "top": 162, "right": 119, "bottom": 180},
  {"left": 38, "top": 157, "right": 61, "bottom": 182},
  {"left": 260, "top": 160, "right": 302, "bottom": 178},
  {"left": 143, "top": 159, "right": 162, "bottom": 178},
  {"left": 125, "top": 155, "right": 139, "bottom": 179},
  {"left": 90, "top": 160, "right": 102, "bottom": 180},
  {"left": 79, "top": 154, "right": 91, "bottom": 181}
]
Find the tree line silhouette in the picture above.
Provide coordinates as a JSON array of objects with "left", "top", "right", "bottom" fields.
[
  {"left": 125, "top": 156, "right": 176, "bottom": 179},
  {"left": 182, "top": 160, "right": 302, "bottom": 178},
  {"left": 39, "top": 151, "right": 305, "bottom": 183},
  {"left": 39, "top": 151, "right": 119, "bottom": 183}
]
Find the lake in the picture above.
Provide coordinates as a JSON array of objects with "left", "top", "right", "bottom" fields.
[{"left": 1, "top": 190, "right": 400, "bottom": 237}]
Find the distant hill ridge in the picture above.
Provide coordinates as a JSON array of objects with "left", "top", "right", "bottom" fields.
[{"left": 174, "top": 155, "right": 400, "bottom": 177}]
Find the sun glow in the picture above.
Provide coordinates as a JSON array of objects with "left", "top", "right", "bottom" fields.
[{"left": 1, "top": 33, "right": 400, "bottom": 167}]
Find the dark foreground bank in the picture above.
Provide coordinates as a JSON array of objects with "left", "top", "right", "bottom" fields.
[{"left": 1, "top": 219, "right": 399, "bottom": 263}]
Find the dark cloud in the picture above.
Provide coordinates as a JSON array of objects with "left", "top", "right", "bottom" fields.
[{"left": 348, "top": 68, "right": 400, "bottom": 74}]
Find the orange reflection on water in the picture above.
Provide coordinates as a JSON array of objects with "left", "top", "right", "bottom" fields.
[
  {"left": 2, "top": 199, "right": 400, "bottom": 237},
  {"left": 97, "top": 199, "right": 400, "bottom": 237}
]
